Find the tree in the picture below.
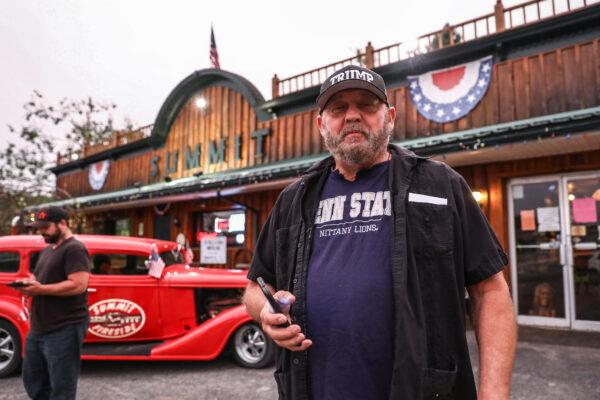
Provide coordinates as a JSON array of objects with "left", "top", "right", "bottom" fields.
[
  {"left": 0, "top": 91, "right": 130, "bottom": 233},
  {"left": 431, "top": 23, "right": 462, "bottom": 50}
]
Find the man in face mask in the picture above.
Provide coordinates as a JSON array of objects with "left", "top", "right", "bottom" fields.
[{"left": 17, "top": 206, "right": 90, "bottom": 400}]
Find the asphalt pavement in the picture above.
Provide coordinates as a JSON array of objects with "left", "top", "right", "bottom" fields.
[{"left": 1, "top": 327, "right": 599, "bottom": 399}]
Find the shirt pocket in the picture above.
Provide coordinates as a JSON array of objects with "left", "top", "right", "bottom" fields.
[
  {"left": 408, "top": 202, "right": 453, "bottom": 257},
  {"left": 422, "top": 364, "right": 457, "bottom": 399}
]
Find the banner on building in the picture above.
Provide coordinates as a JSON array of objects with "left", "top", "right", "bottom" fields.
[
  {"left": 408, "top": 56, "right": 493, "bottom": 123},
  {"left": 88, "top": 160, "right": 110, "bottom": 191}
]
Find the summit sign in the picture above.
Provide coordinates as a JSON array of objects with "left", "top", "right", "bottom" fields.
[{"left": 150, "top": 128, "right": 270, "bottom": 178}]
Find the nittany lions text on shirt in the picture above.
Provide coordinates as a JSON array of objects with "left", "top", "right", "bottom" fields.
[{"left": 307, "top": 161, "right": 394, "bottom": 400}]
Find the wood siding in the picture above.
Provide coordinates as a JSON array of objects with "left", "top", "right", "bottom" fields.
[{"left": 58, "top": 40, "right": 600, "bottom": 197}]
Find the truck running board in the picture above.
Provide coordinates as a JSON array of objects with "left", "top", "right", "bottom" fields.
[{"left": 82, "top": 341, "right": 164, "bottom": 356}]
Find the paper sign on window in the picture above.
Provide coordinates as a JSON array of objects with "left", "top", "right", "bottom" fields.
[
  {"left": 572, "top": 198, "right": 597, "bottom": 224},
  {"left": 571, "top": 225, "right": 587, "bottom": 237},
  {"left": 200, "top": 236, "right": 227, "bottom": 264},
  {"left": 520, "top": 210, "right": 536, "bottom": 231},
  {"left": 537, "top": 207, "right": 560, "bottom": 232},
  {"left": 513, "top": 185, "right": 524, "bottom": 200}
]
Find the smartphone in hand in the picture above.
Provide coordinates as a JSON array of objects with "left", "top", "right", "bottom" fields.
[
  {"left": 6, "top": 281, "right": 31, "bottom": 288},
  {"left": 257, "top": 277, "right": 289, "bottom": 327}
]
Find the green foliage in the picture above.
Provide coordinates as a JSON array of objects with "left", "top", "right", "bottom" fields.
[
  {"left": 0, "top": 188, "right": 53, "bottom": 235},
  {"left": 431, "top": 24, "right": 462, "bottom": 50},
  {"left": 0, "top": 91, "right": 123, "bottom": 222}
]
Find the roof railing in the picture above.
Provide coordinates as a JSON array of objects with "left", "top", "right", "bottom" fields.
[
  {"left": 56, "top": 124, "right": 153, "bottom": 166},
  {"left": 272, "top": 0, "right": 598, "bottom": 98}
]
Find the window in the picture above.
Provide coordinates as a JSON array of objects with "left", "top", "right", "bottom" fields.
[
  {"left": 91, "top": 253, "right": 151, "bottom": 276},
  {"left": 29, "top": 252, "right": 40, "bottom": 273},
  {"left": 193, "top": 210, "right": 246, "bottom": 247},
  {"left": 160, "top": 250, "right": 182, "bottom": 266},
  {"left": 115, "top": 218, "right": 131, "bottom": 236},
  {"left": 0, "top": 252, "right": 19, "bottom": 273}
]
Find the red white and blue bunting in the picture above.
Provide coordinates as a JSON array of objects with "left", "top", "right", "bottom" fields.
[
  {"left": 407, "top": 56, "right": 493, "bottom": 123},
  {"left": 88, "top": 160, "right": 110, "bottom": 191}
]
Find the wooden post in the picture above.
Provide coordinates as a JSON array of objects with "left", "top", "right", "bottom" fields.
[
  {"left": 495, "top": 0, "right": 505, "bottom": 32},
  {"left": 272, "top": 74, "right": 279, "bottom": 99},
  {"left": 56, "top": 152, "right": 61, "bottom": 166},
  {"left": 365, "top": 42, "right": 374, "bottom": 69},
  {"left": 113, "top": 131, "right": 119, "bottom": 147}
]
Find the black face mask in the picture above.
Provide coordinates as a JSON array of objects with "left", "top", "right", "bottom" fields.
[{"left": 42, "top": 228, "right": 62, "bottom": 244}]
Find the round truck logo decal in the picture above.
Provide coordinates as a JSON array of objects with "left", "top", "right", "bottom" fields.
[{"left": 88, "top": 299, "right": 146, "bottom": 339}]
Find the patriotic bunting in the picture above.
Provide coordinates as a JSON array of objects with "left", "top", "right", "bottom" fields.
[{"left": 407, "top": 56, "right": 493, "bottom": 123}]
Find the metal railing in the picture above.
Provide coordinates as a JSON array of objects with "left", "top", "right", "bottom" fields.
[
  {"left": 56, "top": 124, "right": 153, "bottom": 166},
  {"left": 273, "top": 0, "right": 598, "bottom": 98}
]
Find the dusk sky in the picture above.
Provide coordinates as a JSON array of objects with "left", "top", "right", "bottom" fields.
[{"left": 1, "top": 0, "right": 525, "bottom": 151}]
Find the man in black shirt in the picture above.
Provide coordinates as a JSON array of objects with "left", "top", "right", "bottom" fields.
[
  {"left": 17, "top": 206, "right": 90, "bottom": 400},
  {"left": 243, "top": 65, "right": 516, "bottom": 399}
]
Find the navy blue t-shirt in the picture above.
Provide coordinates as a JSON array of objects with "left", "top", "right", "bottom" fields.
[{"left": 306, "top": 161, "right": 395, "bottom": 400}]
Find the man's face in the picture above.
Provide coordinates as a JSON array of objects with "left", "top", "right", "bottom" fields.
[
  {"left": 38, "top": 222, "right": 64, "bottom": 244},
  {"left": 317, "top": 89, "right": 395, "bottom": 165}
]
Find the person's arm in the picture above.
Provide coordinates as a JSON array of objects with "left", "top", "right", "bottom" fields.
[
  {"left": 467, "top": 272, "right": 516, "bottom": 400},
  {"left": 18, "top": 271, "right": 89, "bottom": 296},
  {"left": 243, "top": 281, "right": 312, "bottom": 352}
]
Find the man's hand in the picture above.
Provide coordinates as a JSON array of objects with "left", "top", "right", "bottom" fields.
[
  {"left": 243, "top": 281, "right": 312, "bottom": 352},
  {"left": 15, "top": 274, "right": 43, "bottom": 296},
  {"left": 259, "top": 291, "right": 312, "bottom": 352},
  {"left": 15, "top": 272, "right": 89, "bottom": 297}
]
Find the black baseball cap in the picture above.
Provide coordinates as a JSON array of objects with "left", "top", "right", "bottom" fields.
[
  {"left": 316, "top": 65, "right": 388, "bottom": 111},
  {"left": 26, "top": 206, "right": 69, "bottom": 228}
]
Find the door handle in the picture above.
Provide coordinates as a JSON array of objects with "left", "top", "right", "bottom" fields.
[
  {"left": 539, "top": 242, "right": 560, "bottom": 250},
  {"left": 573, "top": 242, "right": 598, "bottom": 250},
  {"left": 87, "top": 288, "right": 97, "bottom": 293}
]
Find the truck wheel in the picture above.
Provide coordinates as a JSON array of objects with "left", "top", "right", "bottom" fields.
[
  {"left": 0, "top": 320, "right": 21, "bottom": 378},
  {"left": 231, "top": 323, "right": 275, "bottom": 368}
]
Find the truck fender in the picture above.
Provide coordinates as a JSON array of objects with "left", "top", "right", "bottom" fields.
[
  {"left": 0, "top": 295, "right": 30, "bottom": 353},
  {"left": 151, "top": 305, "right": 252, "bottom": 360}
]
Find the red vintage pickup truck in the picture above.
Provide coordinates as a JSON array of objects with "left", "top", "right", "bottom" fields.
[{"left": 0, "top": 235, "right": 273, "bottom": 377}]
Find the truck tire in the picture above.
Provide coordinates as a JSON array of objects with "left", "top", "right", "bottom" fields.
[
  {"left": 231, "top": 323, "right": 275, "bottom": 368},
  {"left": 0, "top": 320, "right": 22, "bottom": 378}
]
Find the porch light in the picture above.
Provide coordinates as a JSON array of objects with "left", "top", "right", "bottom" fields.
[
  {"left": 472, "top": 191, "right": 484, "bottom": 204},
  {"left": 568, "top": 194, "right": 575, "bottom": 201},
  {"left": 235, "top": 233, "right": 245, "bottom": 245},
  {"left": 195, "top": 97, "right": 207, "bottom": 109}
]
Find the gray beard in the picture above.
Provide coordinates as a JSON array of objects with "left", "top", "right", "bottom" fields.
[{"left": 323, "top": 121, "right": 392, "bottom": 165}]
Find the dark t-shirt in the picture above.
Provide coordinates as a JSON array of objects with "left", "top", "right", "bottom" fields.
[
  {"left": 307, "top": 161, "right": 394, "bottom": 400},
  {"left": 31, "top": 236, "right": 90, "bottom": 333}
]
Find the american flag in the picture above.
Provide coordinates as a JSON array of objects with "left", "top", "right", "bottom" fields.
[
  {"left": 210, "top": 26, "right": 220, "bottom": 69},
  {"left": 148, "top": 244, "right": 165, "bottom": 279}
]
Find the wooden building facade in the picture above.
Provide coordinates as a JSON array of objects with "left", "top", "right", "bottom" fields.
[{"left": 46, "top": 0, "right": 600, "bottom": 330}]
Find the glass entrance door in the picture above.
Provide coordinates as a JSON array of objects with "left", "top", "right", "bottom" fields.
[
  {"left": 509, "top": 178, "right": 569, "bottom": 327},
  {"left": 509, "top": 172, "right": 600, "bottom": 331},
  {"left": 564, "top": 175, "right": 600, "bottom": 330}
]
